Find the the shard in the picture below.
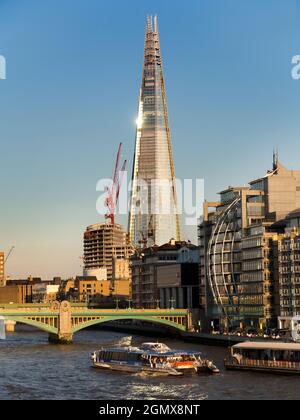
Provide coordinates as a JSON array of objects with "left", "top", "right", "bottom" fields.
[{"left": 129, "top": 15, "right": 181, "bottom": 247}]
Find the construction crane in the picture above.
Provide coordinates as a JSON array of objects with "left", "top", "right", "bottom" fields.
[
  {"left": 138, "top": 215, "right": 155, "bottom": 248},
  {"left": 4, "top": 246, "right": 15, "bottom": 265},
  {"left": 78, "top": 255, "right": 86, "bottom": 269},
  {"left": 2, "top": 246, "right": 15, "bottom": 283},
  {"left": 105, "top": 143, "right": 127, "bottom": 225},
  {"left": 138, "top": 231, "right": 148, "bottom": 249}
]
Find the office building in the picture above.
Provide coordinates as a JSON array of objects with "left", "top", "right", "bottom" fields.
[
  {"left": 199, "top": 157, "right": 300, "bottom": 330},
  {"left": 131, "top": 240, "right": 199, "bottom": 309},
  {"left": 278, "top": 209, "right": 300, "bottom": 328},
  {"left": 83, "top": 223, "right": 133, "bottom": 282}
]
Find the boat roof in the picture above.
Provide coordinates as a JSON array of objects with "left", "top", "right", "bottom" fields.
[
  {"left": 98, "top": 347, "right": 200, "bottom": 356},
  {"left": 232, "top": 341, "right": 300, "bottom": 351}
]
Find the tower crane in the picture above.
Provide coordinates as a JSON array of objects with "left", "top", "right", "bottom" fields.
[
  {"left": 4, "top": 246, "right": 15, "bottom": 265},
  {"left": 2, "top": 246, "right": 15, "bottom": 284},
  {"left": 105, "top": 143, "right": 127, "bottom": 225},
  {"left": 138, "top": 215, "right": 155, "bottom": 249}
]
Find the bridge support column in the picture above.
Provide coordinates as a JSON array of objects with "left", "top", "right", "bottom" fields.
[
  {"left": 49, "top": 300, "right": 73, "bottom": 344},
  {"left": 5, "top": 320, "right": 16, "bottom": 332},
  {"left": 186, "top": 311, "right": 193, "bottom": 331},
  {"left": 48, "top": 332, "right": 73, "bottom": 344}
]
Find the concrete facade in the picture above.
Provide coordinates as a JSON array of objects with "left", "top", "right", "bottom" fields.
[
  {"left": 157, "top": 263, "right": 200, "bottom": 325},
  {"left": 83, "top": 267, "right": 107, "bottom": 281},
  {"left": 74, "top": 277, "right": 111, "bottom": 304},
  {"left": 0, "top": 284, "right": 33, "bottom": 304},
  {"left": 239, "top": 224, "right": 280, "bottom": 328},
  {"left": 83, "top": 223, "right": 133, "bottom": 282},
  {"left": 277, "top": 209, "right": 300, "bottom": 323},
  {"left": 131, "top": 240, "right": 199, "bottom": 309}
]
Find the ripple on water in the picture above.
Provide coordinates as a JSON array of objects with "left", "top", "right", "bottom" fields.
[{"left": 1, "top": 329, "right": 300, "bottom": 400}]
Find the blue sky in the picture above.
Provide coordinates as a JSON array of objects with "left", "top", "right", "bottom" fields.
[{"left": 0, "top": 0, "right": 300, "bottom": 278}]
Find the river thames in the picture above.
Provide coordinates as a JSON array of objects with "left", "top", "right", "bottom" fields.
[{"left": 0, "top": 328, "right": 300, "bottom": 400}]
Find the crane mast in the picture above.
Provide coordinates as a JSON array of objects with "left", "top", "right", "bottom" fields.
[
  {"left": 105, "top": 143, "right": 127, "bottom": 225},
  {"left": 4, "top": 246, "right": 15, "bottom": 265}
]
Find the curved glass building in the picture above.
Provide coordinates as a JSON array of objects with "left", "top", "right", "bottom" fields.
[
  {"left": 207, "top": 194, "right": 242, "bottom": 320},
  {"left": 199, "top": 158, "right": 300, "bottom": 330}
]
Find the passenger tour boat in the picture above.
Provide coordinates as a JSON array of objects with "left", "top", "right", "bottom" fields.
[
  {"left": 225, "top": 341, "right": 300, "bottom": 374},
  {"left": 91, "top": 342, "right": 220, "bottom": 376}
]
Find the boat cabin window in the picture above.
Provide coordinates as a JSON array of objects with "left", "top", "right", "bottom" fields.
[
  {"left": 233, "top": 347, "right": 300, "bottom": 362},
  {"left": 98, "top": 350, "right": 141, "bottom": 363}
]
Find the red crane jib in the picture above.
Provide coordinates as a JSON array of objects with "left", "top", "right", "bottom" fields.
[{"left": 105, "top": 143, "right": 127, "bottom": 225}]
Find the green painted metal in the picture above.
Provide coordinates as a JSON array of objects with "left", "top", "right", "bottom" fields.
[
  {"left": 72, "top": 310, "right": 188, "bottom": 317},
  {"left": 0, "top": 312, "right": 58, "bottom": 317},
  {"left": 2, "top": 316, "right": 57, "bottom": 334},
  {"left": 0, "top": 307, "right": 189, "bottom": 336},
  {"left": 72, "top": 316, "right": 186, "bottom": 333}
]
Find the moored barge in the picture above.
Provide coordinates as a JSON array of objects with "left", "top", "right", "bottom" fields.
[{"left": 225, "top": 341, "right": 300, "bottom": 374}]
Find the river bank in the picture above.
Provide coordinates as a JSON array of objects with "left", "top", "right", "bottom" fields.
[{"left": 95, "top": 322, "right": 250, "bottom": 347}]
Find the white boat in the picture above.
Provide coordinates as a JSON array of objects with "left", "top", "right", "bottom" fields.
[
  {"left": 225, "top": 341, "right": 300, "bottom": 374},
  {"left": 118, "top": 336, "right": 132, "bottom": 347},
  {"left": 91, "top": 342, "right": 219, "bottom": 376}
]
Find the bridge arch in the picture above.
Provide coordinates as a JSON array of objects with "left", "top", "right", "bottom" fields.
[
  {"left": 71, "top": 315, "right": 186, "bottom": 334},
  {"left": 0, "top": 304, "right": 191, "bottom": 343},
  {"left": 3, "top": 316, "right": 57, "bottom": 335}
]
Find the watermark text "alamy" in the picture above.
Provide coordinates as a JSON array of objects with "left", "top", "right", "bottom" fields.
[
  {"left": 0, "top": 55, "right": 6, "bottom": 80},
  {"left": 96, "top": 173, "right": 204, "bottom": 226},
  {"left": 291, "top": 55, "right": 300, "bottom": 80}
]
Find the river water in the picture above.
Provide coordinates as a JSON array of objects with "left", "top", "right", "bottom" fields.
[{"left": 0, "top": 327, "right": 299, "bottom": 400}]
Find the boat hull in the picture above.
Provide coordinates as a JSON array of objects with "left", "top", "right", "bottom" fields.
[
  {"left": 197, "top": 366, "right": 220, "bottom": 374},
  {"left": 92, "top": 361, "right": 219, "bottom": 375},
  {"left": 92, "top": 362, "right": 183, "bottom": 376},
  {"left": 224, "top": 361, "right": 300, "bottom": 375}
]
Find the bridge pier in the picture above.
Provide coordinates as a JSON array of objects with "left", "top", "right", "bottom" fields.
[
  {"left": 48, "top": 332, "right": 73, "bottom": 344},
  {"left": 5, "top": 320, "right": 16, "bottom": 332},
  {"left": 49, "top": 300, "right": 73, "bottom": 344}
]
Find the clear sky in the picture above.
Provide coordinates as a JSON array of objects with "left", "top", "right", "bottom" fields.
[{"left": 1, "top": 0, "right": 300, "bottom": 278}]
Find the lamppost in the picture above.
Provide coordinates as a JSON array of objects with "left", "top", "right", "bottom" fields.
[
  {"left": 155, "top": 299, "right": 160, "bottom": 310},
  {"left": 115, "top": 298, "right": 120, "bottom": 310},
  {"left": 198, "top": 319, "right": 202, "bottom": 333},
  {"left": 127, "top": 299, "right": 132, "bottom": 310},
  {"left": 169, "top": 297, "right": 175, "bottom": 310}
]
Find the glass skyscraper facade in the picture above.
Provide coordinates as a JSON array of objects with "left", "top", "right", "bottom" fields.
[{"left": 129, "top": 16, "right": 181, "bottom": 247}]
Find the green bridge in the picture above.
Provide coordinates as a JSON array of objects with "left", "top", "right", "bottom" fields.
[{"left": 0, "top": 301, "right": 192, "bottom": 343}]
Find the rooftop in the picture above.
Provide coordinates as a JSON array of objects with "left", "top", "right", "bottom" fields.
[
  {"left": 75, "top": 276, "right": 98, "bottom": 282},
  {"left": 286, "top": 208, "right": 300, "bottom": 219},
  {"left": 233, "top": 341, "right": 300, "bottom": 351},
  {"left": 135, "top": 240, "right": 198, "bottom": 255}
]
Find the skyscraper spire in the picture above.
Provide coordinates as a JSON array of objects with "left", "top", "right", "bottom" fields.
[
  {"left": 273, "top": 146, "right": 279, "bottom": 170},
  {"left": 129, "top": 16, "right": 181, "bottom": 248},
  {"left": 146, "top": 15, "right": 153, "bottom": 33},
  {"left": 153, "top": 14, "right": 158, "bottom": 34}
]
